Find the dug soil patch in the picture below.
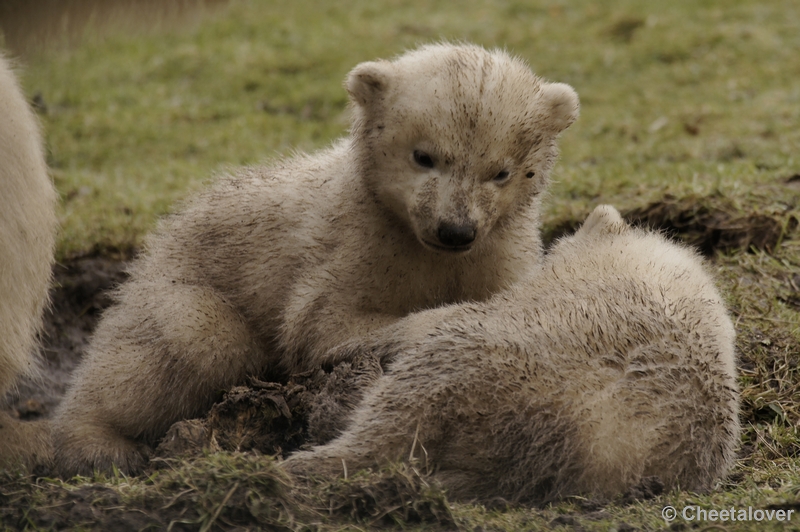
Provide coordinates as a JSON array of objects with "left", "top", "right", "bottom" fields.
[
  {"left": 625, "top": 194, "right": 795, "bottom": 256},
  {"left": 153, "top": 353, "right": 383, "bottom": 463},
  {"left": 545, "top": 194, "right": 797, "bottom": 256}
]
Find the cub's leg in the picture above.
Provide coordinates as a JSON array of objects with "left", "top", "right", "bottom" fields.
[{"left": 53, "top": 281, "right": 261, "bottom": 476}]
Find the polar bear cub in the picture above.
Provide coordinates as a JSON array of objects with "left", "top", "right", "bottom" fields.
[
  {"left": 284, "top": 205, "right": 740, "bottom": 503},
  {"left": 0, "top": 54, "right": 58, "bottom": 468},
  {"left": 52, "top": 43, "right": 580, "bottom": 475}
]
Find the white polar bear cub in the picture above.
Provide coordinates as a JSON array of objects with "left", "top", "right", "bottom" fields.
[
  {"left": 53, "top": 43, "right": 580, "bottom": 475},
  {"left": 284, "top": 205, "right": 740, "bottom": 504}
]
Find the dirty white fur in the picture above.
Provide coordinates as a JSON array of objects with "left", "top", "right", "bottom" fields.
[
  {"left": 0, "top": 54, "right": 57, "bottom": 468},
  {"left": 284, "top": 205, "right": 740, "bottom": 504},
  {"left": 52, "top": 43, "right": 580, "bottom": 475}
]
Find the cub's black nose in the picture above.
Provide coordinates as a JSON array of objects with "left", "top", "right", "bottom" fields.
[{"left": 437, "top": 222, "right": 477, "bottom": 248}]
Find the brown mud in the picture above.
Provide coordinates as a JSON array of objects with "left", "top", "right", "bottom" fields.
[{"left": 153, "top": 352, "right": 384, "bottom": 463}]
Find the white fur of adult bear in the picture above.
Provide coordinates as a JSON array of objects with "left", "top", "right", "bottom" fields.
[
  {"left": 284, "top": 205, "right": 740, "bottom": 504},
  {"left": 52, "top": 43, "right": 580, "bottom": 476},
  {"left": 0, "top": 54, "right": 58, "bottom": 468}
]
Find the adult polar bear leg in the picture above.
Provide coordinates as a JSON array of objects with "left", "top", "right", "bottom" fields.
[
  {"left": 0, "top": 55, "right": 57, "bottom": 397},
  {"left": 0, "top": 54, "right": 58, "bottom": 470}
]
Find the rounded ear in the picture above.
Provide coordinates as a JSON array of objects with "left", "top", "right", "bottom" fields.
[
  {"left": 579, "top": 205, "right": 626, "bottom": 236},
  {"left": 539, "top": 82, "right": 580, "bottom": 134},
  {"left": 346, "top": 60, "right": 392, "bottom": 107}
]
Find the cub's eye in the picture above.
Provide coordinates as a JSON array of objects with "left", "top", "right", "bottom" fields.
[
  {"left": 413, "top": 150, "right": 435, "bottom": 169},
  {"left": 526, "top": 171, "right": 535, "bottom": 178},
  {"left": 493, "top": 170, "right": 510, "bottom": 182}
]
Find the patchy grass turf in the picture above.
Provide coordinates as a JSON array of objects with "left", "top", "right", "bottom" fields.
[{"left": 3, "top": 0, "right": 800, "bottom": 530}]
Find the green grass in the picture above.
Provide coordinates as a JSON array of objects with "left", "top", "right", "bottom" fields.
[
  {"left": 17, "top": 0, "right": 799, "bottom": 259},
  {"left": 4, "top": 0, "right": 800, "bottom": 529}
]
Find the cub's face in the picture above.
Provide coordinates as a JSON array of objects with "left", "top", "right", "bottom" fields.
[{"left": 347, "top": 44, "right": 579, "bottom": 254}]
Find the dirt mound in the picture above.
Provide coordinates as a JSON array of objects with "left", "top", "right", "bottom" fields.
[
  {"left": 625, "top": 195, "right": 795, "bottom": 256},
  {"left": 153, "top": 352, "right": 384, "bottom": 463}
]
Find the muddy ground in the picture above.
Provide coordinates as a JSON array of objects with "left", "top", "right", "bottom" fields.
[
  {"left": 0, "top": 194, "right": 797, "bottom": 530},
  {"left": 2, "top": 194, "right": 796, "bottom": 465}
]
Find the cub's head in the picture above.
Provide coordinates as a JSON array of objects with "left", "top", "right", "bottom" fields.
[{"left": 346, "top": 43, "right": 579, "bottom": 254}]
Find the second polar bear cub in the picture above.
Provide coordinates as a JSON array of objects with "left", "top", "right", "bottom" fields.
[
  {"left": 285, "top": 205, "right": 740, "bottom": 503},
  {"left": 53, "top": 43, "right": 580, "bottom": 475}
]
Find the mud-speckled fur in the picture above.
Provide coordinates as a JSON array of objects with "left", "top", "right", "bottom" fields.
[
  {"left": 52, "top": 44, "right": 580, "bottom": 476},
  {"left": 0, "top": 54, "right": 57, "bottom": 469},
  {"left": 284, "top": 205, "right": 740, "bottom": 504}
]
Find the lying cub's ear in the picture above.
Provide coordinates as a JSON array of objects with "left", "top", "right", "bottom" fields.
[
  {"left": 539, "top": 82, "right": 580, "bottom": 134},
  {"left": 346, "top": 60, "right": 392, "bottom": 107},
  {"left": 580, "top": 205, "right": 626, "bottom": 236}
]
